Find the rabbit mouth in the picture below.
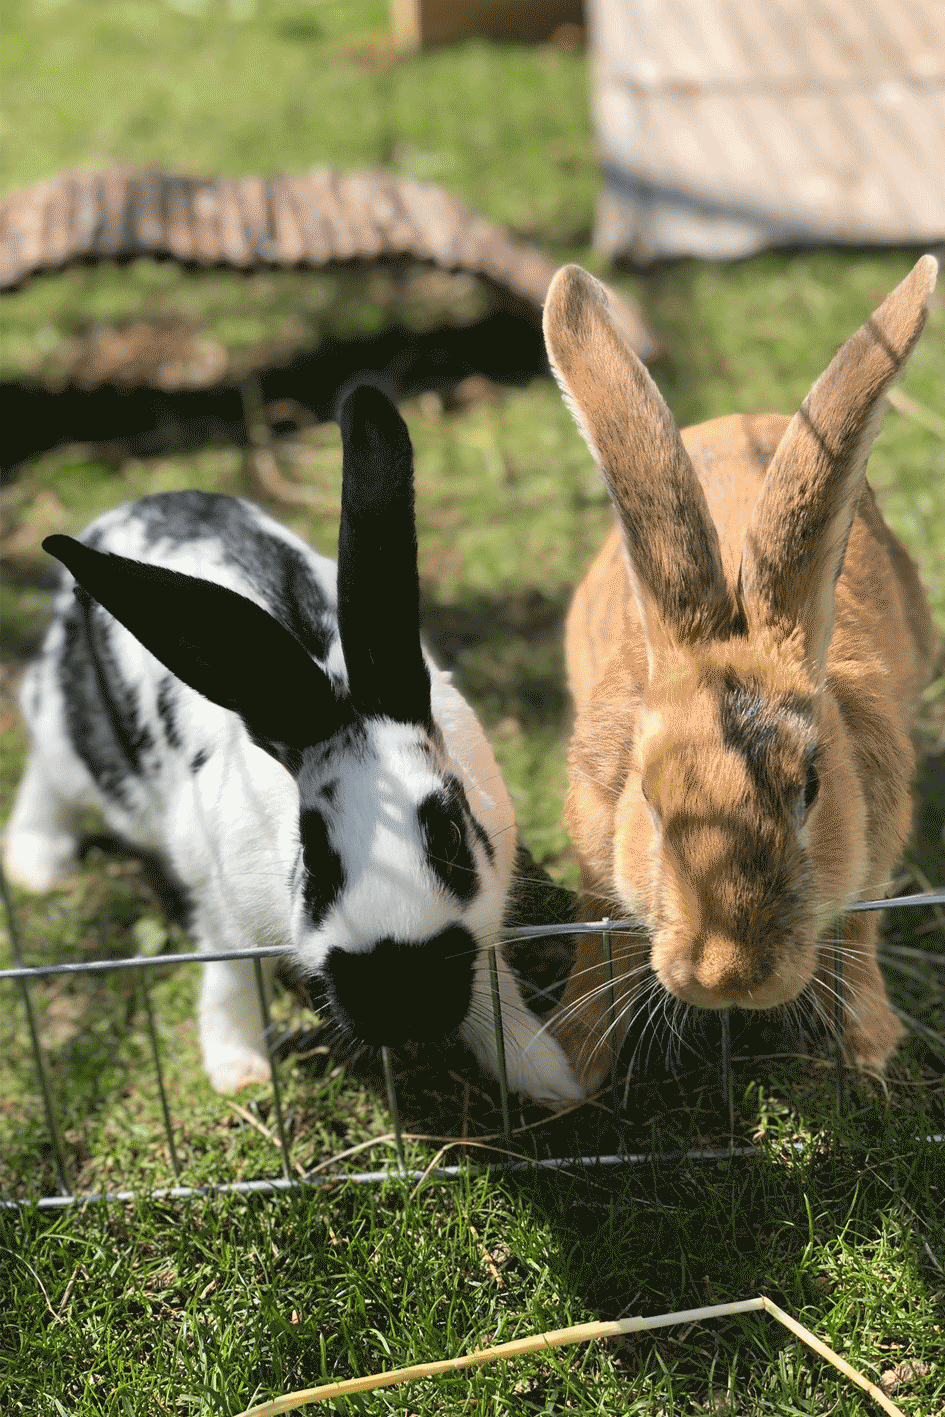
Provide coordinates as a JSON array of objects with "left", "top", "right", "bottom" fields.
[
  {"left": 662, "top": 978, "right": 797, "bottom": 1011},
  {"left": 323, "top": 926, "right": 477, "bottom": 1047},
  {"left": 655, "top": 940, "right": 812, "bottom": 1012}
]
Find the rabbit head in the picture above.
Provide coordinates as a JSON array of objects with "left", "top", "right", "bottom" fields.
[
  {"left": 42, "top": 388, "right": 516, "bottom": 1052},
  {"left": 543, "top": 258, "right": 937, "bottom": 1064}
]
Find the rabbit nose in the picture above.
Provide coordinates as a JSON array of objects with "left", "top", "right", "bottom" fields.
[
  {"left": 324, "top": 925, "right": 476, "bottom": 1046},
  {"left": 689, "top": 934, "right": 763, "bottom": 1001}
]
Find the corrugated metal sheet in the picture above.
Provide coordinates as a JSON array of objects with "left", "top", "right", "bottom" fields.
[{"left": 590, "top": 0, "right": 945, "bottom": 261}]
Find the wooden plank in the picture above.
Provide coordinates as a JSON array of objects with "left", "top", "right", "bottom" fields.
[
  {"left": 216, "top": 176, "right": 253, "bottom": 268},
  {"left": 0, "top": 188, "right": 37, "bottom": 288},
  {"left": 0, "top": 162, "right": 659, "bottom": 356},
  {"left": 334, "top": 170, "right": 385, "bottom": 260},
  {"left": 267, "top": 174, "right": 305, "bottom": 266},
  {"left": 236, "top": 175, "right": 270, "bottom": 260},
  {"left": 286, "top": 172, "right": 332, "bottom": 266},
  {"left": 132, "top": 169, "right": 165, "bottom": 254},
  {"left": 391, "top": 0, "right": 583, "bottom": 50},
  {"left": 323, "top": 170, "right": 362, "bottom": 262},
  {"left": 190, "top": 179, "right": 223, "bottom": 265},
  {"left": 70, "top": 172, "right": 104, "bottom": 266},
  {"left": 591, "top": 0, "right": 945, "bottom": 261},
  {"left": 14, "top": 178, "right": 54, "bottom": 277},
  {"left": 43, "top": 174, "right": 75, "bottom": 270},
  {"left": 163, "top": 175, "right": 198, "bottom": 262},
  {"left": 98, "top": 169, "right": 133, "bottom": 257}
]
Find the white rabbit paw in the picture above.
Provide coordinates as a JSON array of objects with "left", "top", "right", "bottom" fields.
[
  {"left": 503, "top": 1022, "right": 587, "bottom": 1107},
  {"left": 2, "top": 829, "right": 79, "bottom": 892},
  {"left": 204, "top": 1047, "right": 273, "bottom": 1094}
]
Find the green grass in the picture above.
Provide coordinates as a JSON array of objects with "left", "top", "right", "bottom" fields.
[
  {"left": 2, "top": 1135, "right": 944, "bottom": 1414},
  {"left": 2, "top": 2, "right": 945, "bottom": 1414}
]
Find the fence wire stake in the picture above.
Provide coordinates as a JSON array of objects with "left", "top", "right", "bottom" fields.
[
  {"left": 833, "top": 923, "right": 847, "bottom": 1120},
  {"left": 2, "top": 892, "right": 939, "bottom": 1208},
  {"left": 720, "top": 1010, "right": 734, "bottom": 1152},
  {"left": 381, "top": 1047, "right": 406, "bottom": 1174},
  {"left": 488, "top": 946, "right": 511, "bottom": 1143},
  {"left": 0, "top": 865, "right": 71, "bottom": 1197},
  {"left": 138, "top": 965, "right": 180, "bottom": 1180},
  {"left": 601, "top": 922, "right": 619, "bottom": 1119},
  {"left": 253, "top": 956, "right": 292, "bottom": 1181}
]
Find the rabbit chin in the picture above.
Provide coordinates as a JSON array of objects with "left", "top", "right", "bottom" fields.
[{"left": 652, "top": 934, "right": 817, "bottom": 1012}]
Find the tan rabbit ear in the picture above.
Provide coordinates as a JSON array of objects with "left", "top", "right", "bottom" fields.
[
  {"left": 739, "top": 255, "right": 938, "bottom": 679},
  {"left": 543, "top": 265, "right": 734, "bottom": 657}
]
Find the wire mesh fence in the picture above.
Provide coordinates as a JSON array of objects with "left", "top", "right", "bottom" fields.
[{"left": 2, "top": 868, "right": 944, "bottom": 1210}]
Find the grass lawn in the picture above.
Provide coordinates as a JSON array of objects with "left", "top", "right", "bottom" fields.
[{"left": 1, "top": 3, "right": 944, "bottom": 1414}]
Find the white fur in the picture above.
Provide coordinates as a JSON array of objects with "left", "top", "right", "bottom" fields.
[{"left": 4, "top": 497, "right": 582, "bottom": 1105}]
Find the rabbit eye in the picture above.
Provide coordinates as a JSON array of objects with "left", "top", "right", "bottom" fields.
[{"left": 803, "top": 761, "right": 820, "bottom": 812}]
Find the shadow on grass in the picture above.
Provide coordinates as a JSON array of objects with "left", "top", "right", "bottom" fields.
[
  {"left": 421, "top": 587, "right": 572, "bottom": 731},
  {"left": 0, "top": 309, "right": 549, "bottom": 473}
]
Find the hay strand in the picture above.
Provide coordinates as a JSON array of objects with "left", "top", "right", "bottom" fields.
[{"left": 232, "top": 1295, "right": 906, "bottom": 1416}]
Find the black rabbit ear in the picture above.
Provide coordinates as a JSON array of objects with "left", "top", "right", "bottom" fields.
[
  {"left": 43, "top": 535, "right": 348, "bottom": 767},
  {"left": 337, "top": 387, "right": 431, "bottom": 727}
]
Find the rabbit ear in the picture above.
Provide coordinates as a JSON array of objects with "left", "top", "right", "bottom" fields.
[
  {"left": 42, "top": 535, "right": 348, "bottom": 766},
  {"left": 543, "top": 265, "right": 734, "bottom": 658},
  {"left": 739, "top": 255, "right": 938, "bottom": 678},
  {"left": 337, "top": 385, "right": 431, "bottom": 726}
]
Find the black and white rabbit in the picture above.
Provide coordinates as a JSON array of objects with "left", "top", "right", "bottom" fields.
[{"left": 3, "top": 387, "right": 582, "bottom": 1104}]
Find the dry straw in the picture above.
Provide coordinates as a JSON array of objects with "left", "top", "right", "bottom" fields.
[{"left": 233, "top": 1295, "right": 905, "bottom": 1417}]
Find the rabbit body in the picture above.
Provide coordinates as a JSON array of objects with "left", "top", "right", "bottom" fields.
[
  {"left": 4, "top": 391, "right": 582, "bottom": 1105},
  {"left": 543, "top": 260, "right": 940, "bottom": 1086}
]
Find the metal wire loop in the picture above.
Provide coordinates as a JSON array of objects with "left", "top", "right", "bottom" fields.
[{"left": 2, "top": 872, "right": 942, "bottom": 1207}]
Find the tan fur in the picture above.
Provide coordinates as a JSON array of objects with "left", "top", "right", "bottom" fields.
[{"left": 544, "top": 260, "right": 940, "bottom": 1087}]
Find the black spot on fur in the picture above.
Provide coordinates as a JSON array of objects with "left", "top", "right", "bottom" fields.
[
  {"left": 417, "top": 782, "right": 480, "bottom": 903},
  {"left": 665, "top": 811, "right": 809, "bottom": 985},
  {"left": 157, "top": 675, "right": 183, "bottom": 750},
  {"left": 60, "top": 593, "right": 156, "bottom": 804},
  {"left": 324, "top": 924, "right": 476, "bottom": 1045},
  {"left": 469, "top": 813, "right": 496, "bottom": 866},
  {"left": 131, "top": 491, "right": 337, "bottom": 667},
  {"left": 803, "top": 760, "right": 820, "bottom": 811},
  {"left": 300, "top": 722, "right": 367, "bottom": 777},
  {"left": 299, "top": 807, "right": 345, "bottom": 926},
  {"left": 719, "top": 671, "right": 814, "bottom": 815},
  {"left": 190, "top": 748, "right": 209, "bottom": 773},
  {"left": 441, "top": 773, "right": 496, "bottom": 865},
  {"left": 779, "top": 691, "right": 817, "bottom": 722}
]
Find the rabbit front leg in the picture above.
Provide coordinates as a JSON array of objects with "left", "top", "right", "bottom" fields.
[
  {"left": 198, "top": 952, "right": 277, "bottom": 1093},
  {"left": 817, "top": 911, "right": 904, "bottom": 1072},
  {"left": 3, "top": 748, "right": 83, "bottom": 892},
  {"left": 462, "top": 949, "right": 585, "bottom": 1105}
]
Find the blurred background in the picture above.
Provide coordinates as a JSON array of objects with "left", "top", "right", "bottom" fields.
[{"left": 2, "top": 0, "right": 942, "bottom": 870}]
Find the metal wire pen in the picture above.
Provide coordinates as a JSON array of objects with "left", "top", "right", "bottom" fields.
[{"left": 2, "top": 884, "right": 943, "bottom": 1206}]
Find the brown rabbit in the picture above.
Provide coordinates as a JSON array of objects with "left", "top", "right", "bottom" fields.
[{"left": 543, "top": 258, "right": 940, "bottom": 1088}]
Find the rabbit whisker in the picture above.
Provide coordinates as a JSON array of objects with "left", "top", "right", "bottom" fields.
[{"left": 879, "top": 944, "right": 945, "bottom": 965}]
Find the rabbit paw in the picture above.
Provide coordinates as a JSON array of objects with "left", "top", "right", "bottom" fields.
[
  {"left": 2, "top": 829, "right": 79, "bottom": 892},
  {"left": 503, "top": 1022, "right": 587, "bottom": 1107},
  {"left": 844, "top": 1007, "right": 905, "bottom": 1074},
  {"left": 205, "top": 1047, "right": 273, "bottom": 1094}
]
